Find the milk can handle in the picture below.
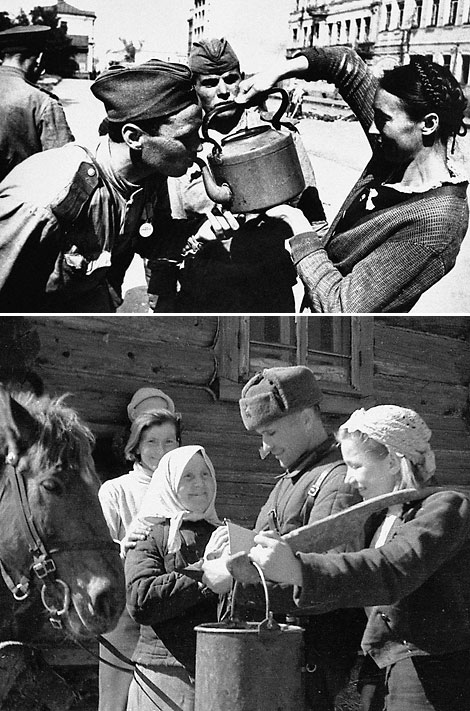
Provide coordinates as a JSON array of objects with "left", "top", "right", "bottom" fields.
[
  {"left": 201, "top": 87, "right": 290, "bottom": 154},
  {"left": 230, "top": 560, "right": 280, "bottom": 633}
]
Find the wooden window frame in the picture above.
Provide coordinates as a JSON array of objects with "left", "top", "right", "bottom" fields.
[{"left": 216, "top": 316, "right": 374, "bottom": 414}]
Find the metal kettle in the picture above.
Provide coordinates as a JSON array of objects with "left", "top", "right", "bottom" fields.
[{"left": 198, "top": 88, "right": 305, "bottom": 214}]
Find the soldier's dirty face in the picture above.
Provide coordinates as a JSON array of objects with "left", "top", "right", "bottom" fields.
[
  {"left": 141, "top": 103, "right": 202, "bottom": 177},
  {"left": 195, "top": 69, "right": 243, "bottom": 116}
]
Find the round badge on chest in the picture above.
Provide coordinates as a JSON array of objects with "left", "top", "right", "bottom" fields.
[{"left": 139, "top": 222, "right": 154, "bottom": 238}]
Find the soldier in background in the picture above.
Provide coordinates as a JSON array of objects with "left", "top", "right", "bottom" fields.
[{"left": 0, "top": 25, "right": 74, "bottom": 182}]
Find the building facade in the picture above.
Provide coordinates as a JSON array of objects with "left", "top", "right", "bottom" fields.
[
  {"left": 289, "top": 0, "right": 470, "bottom": 85},
  {"left": 187, "top": 0, "right": 292, "bottom": 72},
  {"left": 44, "top": 0, "right": 96, "bottom": 78}
]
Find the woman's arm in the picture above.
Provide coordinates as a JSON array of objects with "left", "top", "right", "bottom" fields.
[{"left": 125, "top": 527, "right": 210, "bottom": 626}]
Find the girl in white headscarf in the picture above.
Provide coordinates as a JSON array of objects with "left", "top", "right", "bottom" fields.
[
  {"left": 248, "top": 405, "right": 470, "bottom": 711},
  {"left": 125, "top": 445, "right": 222, "bottom": 711}
]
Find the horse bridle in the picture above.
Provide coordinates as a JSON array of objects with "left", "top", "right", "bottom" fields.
[{"left": 0, "top": 455, "right": 119, "bottom": 629}]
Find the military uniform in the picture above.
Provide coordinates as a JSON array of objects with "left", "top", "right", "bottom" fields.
[
  {"left": 0, "top": 65, "right": 73, "bottom": 182},
  {"left": 0, "top": 140, "right": 168, "bottom": 313}
]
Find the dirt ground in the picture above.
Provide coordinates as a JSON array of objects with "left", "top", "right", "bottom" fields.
[{"left": 58, "top": 662, "right": 361, "bottom": 711}]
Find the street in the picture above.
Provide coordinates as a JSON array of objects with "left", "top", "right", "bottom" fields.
[{"left": 55, "top": 78, "right": 470, "bottom": 313}]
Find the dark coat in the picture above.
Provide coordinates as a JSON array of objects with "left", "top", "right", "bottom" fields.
[
  {"left": 295, "top": 490, "right": 470, "bottom": 667},
  {"left": 125, "top": 519, "right": 218, "bottom": 675}
]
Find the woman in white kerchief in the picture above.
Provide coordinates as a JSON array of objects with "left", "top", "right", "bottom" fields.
[
  {"left": 248, "top": 405, "right": 470, "bottom": 711},
  {"left": 125, "top": 445, "right": 222, "bottom": 711}
]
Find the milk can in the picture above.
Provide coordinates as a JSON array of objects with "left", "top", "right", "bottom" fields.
[{"left": 194, "top": 562, "right": 305, "bottom": 711}]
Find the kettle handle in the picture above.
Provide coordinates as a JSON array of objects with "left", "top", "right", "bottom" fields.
[{"left": 201, "top": 87, "right": 290, "bottom": 154}]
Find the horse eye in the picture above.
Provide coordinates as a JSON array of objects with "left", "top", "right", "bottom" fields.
[{"left": 41, "top": 478, "right": 64, "bottom": 495}]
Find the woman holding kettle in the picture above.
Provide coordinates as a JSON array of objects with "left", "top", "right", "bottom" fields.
[{"left": 235, "top": 47, "right": 468, "bottom": 313}]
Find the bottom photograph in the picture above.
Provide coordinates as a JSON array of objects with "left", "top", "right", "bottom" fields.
[{"left": 0, "top": 315, "right": 469, "bottom": 711}]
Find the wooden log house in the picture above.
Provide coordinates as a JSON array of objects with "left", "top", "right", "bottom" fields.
[{"left": 1, "top": 315, "right": 469, "bottom": 666}]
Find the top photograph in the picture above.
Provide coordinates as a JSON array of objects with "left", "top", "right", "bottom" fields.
[{"left": 0, "top": 0, "right": 469, "bottom": 314}]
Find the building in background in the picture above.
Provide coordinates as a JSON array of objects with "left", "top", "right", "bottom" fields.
[
  {"left": 43, "top": 0, "right": 96, "bottom": 77},
  {"left": 187, "top": 0, "right": 292, "bottom": 72},
  {"left": 288, "top": 0, "right": 470, "bottom": 90}
]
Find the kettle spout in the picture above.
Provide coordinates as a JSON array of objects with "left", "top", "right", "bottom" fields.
[{"left": 195, "top": 157, "right": 233, "bottom": 207}]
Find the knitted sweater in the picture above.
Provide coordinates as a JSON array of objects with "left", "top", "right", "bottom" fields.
[{"left": 289, "top": 47, "right": 469, "bottom": 313}]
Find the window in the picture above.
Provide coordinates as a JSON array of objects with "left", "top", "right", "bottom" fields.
[
  {"left": 398, "top": 1, "right": 405, "bottom": 26},
  {"left": 448, "top": 0, "right": 458, "bottom": 24},
  {"left": 293, "top": 28, "right": 298, "bottom": 42},
  {"left": 461, "top": 54, "right": 470, "bottom": 83},
  {"left": 430, "top": 0, "right": 440, "bottom": 25},
  {"left": 345, "top": 19, "right": 351, "bottom": 41},
  {"left": 443, "top": 54, "right": 451, "bottom": 69},
  {"left": 356, "top": 17, "right": 362, "bottom": 40},
  {"left": 414, "top": 0, "right": 423, "bottom": 26},
  {"left": 384, "top": 4, "right": 392, "bottom": 29},
  {"left": 328, "top": 23, "right": 334, "bottom": 42},
  {"left": 216, "top": 317, "right": 374, "bottom": 414},
  {"left": 336, "top": 21, "right": 342, "bottom": 42},
  {"left": 364, "top": 16, "right": 371, "bottom": 40}
]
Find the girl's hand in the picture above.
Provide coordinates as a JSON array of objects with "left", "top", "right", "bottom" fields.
[
  {"left": 120, "top": 520, "right": 152, "bottom": 557},
  {"left": 249, "top": 531, "right": 303, "bottom": 586},
  {"left": 235, "top": 71, "right": 282, "bottom": 103},
  {"left": 265, "top": 204, "right": 313, "bottom": 237}
]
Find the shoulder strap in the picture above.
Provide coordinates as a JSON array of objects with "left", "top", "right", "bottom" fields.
[{"left": 302, "top": 462, "right": 342, "bottom": 526}]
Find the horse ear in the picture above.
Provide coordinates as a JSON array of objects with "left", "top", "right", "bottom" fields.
[{"left": 0, "top": 384, "right": 38, "bottom": 466}]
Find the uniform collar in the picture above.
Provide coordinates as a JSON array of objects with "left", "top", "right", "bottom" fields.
[{"left": 282, "top": 433, "right": 337, "bottom": 480}]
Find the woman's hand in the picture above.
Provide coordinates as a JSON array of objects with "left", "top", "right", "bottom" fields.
[
  {"left": 249, "top": 531, "right": 303, "bottom": 586},
  {"left": 235, "top": 70, "right": 283, "bottom": 103},
  {"left": 265, "top": 204, "right": 313, "bottom": 237},
  {"left": 120, "top": 520, "right": 152, "bottom": 558},
  {"left": 235, "top": 56, "right": 310, "bottom": 104},
  {"left": 204, "top": 525, "right": 230, "bottom": 561}
]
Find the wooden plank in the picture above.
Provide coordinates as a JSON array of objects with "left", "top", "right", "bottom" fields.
[
  {"left": 27, "top": 316, "right": 218, "bottom": 348},
  {"left": 376, "top": 317, "right": 470, "bottom": 341},
  {"left": 372, "top": 374, "right": 468, "bottom": 416},
  {"left": 374, "top": 322, "right": 470, "bottom": 384}
]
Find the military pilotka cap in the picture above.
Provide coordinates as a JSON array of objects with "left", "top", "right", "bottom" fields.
[
  {"left": 91, "top": 58, "right": 197, "bottom": 123},
  {"left": 127, "top": 387, "right": 176, "bottom": 421},
  {"left": 239, "top": 365, "right": 323, "bottom": 431},
  {"left": 0, "top": 25, "right": 51, "bottom": 52}
]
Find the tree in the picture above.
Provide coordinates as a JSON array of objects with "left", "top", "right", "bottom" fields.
[
  {"left": 0, "top": 11, "right": 13, "bottom": 31},
  {"left": 30, "top": 5, "right": 79, "bottom": 77}
]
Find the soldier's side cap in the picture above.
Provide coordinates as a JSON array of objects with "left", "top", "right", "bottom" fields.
[
  {"left": 189, "top": 37, "right": 240, "bottom": 75},
  {"left": 91, "top": 58, "right": 198, "bottom": 123},
  {"left": 127, "top": 387, "right": 176, "bottom": 422},
  {"left": 239, "top": 365, "right": 322, "bottom": 431},
  {"left": 0, "top": 25, "right": 51, "bottom": 51}
]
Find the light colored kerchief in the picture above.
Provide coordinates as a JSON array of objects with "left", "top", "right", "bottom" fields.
[
  {"left": 341, "top": 405, "right": 436, "bottom": 482},
  {"left": 138, "top": 445, "right": 221, "bottom": 553}
]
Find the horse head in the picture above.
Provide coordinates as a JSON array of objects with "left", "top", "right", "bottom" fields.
[{"left": 0, "top": 385, "right": 125, "bottom": 639}]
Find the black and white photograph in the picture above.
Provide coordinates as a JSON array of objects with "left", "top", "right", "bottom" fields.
[{"left": 0, "top": 1, "right": 470, "bottom": 710}]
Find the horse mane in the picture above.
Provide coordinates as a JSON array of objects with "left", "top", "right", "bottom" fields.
[{"left": 10, "top": 391, "right": 99, "bottom": 487}]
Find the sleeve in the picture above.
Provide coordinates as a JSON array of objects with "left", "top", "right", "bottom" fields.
[
  {"left": 125, "top": 527, "right": 210, "bottom": 626},
  {"left": 295, "top": 491, "right": 470, "bottom": 610},
  {"left": 142, "top": 180, "right": 205, "bottom": 299},
  {"left": 297, "top": 46, "right": 377, "bottom": 140},
  {"left": 0, "top": 193, "right": 60, "bottom": 309},
  {"left": 98, "top": 482, "right": 121, "bottom": 542},
  {"left": 38, "top": 97, "right": 75, "bottom": 149},
  {"left": 289, "top": 198, "right": 466, "bottom": 313}
]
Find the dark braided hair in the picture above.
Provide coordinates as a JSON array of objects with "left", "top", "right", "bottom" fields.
[{"left": 379, "top": 55, "right": 467, "bottom": 149}]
